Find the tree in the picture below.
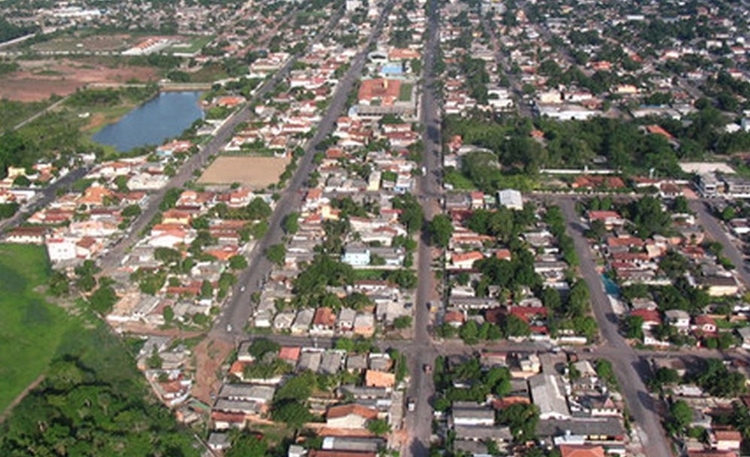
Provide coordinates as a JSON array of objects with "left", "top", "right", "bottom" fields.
[
  {"left": 504, "top": 314, "right": 531, "bottom": 337},
  {"left": 275, "top": 371, "right": 314, "bottom": 402},
  {"left": 670, "top": 400, "right": 692, "bottom": 434},
  {"left": 623, "top": 315, "right": 644, "bottom": 340},
  {"left": 283, "top": 212, "right": 300, "bottom": 234},
  {"left": 154, "top": 247, "right": 181, "bottom": 265},
  {"left": 229, "top": 255, "right": 248, "bottom": 270},
  {"left": 460, "top": 320, "right": 479, "bottom": 344},
  {"left": 266, "top": 244, "right": 286, "bottom": 265},
  {"left": 248, "top": 338, "right": 280, "bottom": 359},
  {"left": 88, "top": 285, "right": 117, "bottom": 314},
  {"left": 200, "top": 280, "right": 213, "bottom": 298},
  {"left": 393, "top": 316, "right": 412, "bottom": 329},
  {"left": 367, "top": 419, "right": 390, "bottom": 436},
  {"left": 121, "top": 204, "right": 142, "bottom": 218},
  {"left": 428, "top": 214, "right": 454, "bottom": 248},
  {"left": 163, "top": 305, "right": 174, "bottom": 323},
  {"left": 272, "top": 400, "right": 313, "bottom": 429},
  {"left": 225, "top": 434, "right": 268, "bottom": 457},
  {"left": 497, "top": 403, "right": 539, "bottom": 442}
]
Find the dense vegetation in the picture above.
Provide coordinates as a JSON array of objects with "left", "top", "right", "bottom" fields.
[
  {"left": 0, "top": 17, "right": 38, "bottom": 43},
  {"left": 0, "top": 324, "right": 200, "bottom": 456},
  {"left": 0, "top": 244, "right": 198, "bottom": 455}
]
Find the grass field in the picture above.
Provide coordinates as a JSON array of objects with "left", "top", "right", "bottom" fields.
[
  {"left": 167, "top": 35, "right": 214, "bottom": 55},
  {"left": 0, "top": 244, "right": 80, "bottom": 412},
  {"left": 399, "top": 82, "right": 413, "bottom": 101}
]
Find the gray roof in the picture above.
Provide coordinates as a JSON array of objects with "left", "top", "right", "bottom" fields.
[
  {"left": 454, "top": 440, "right": 490, "bottom": 456},
  {"left": 208, "top": 432, "right": 229, "bottom": 448},
  {"left": 322, "top": 436, "right": 384, "bottom": 452},
  {"left": 346, "top": 354, "right": 369, "bottom": 370},
  {"left": 536, "top": 417, "right": 626, "bottom": 438},
  {"left": 454, "top": 425, "right": 512, "bottom": 441},
  {"left": 298, "top": 351, "right": 322, "bottom": 372},
  {"left": 220, "top": 384, "right": 275, "bottom": 403},
  {"left": 529, "top": 373, "right": 571, "bottom": 420},
  {"left": 339, "top": 385, "right": 390, "bottom": 399},
  {"left": 319, "top": 351, "right": 344, "bottom": 375},
  {"left": 452, "top": 403, "right": 495, "bottom": 423},
  {"left": 213, "top": 399, "right": 262, "bottom": 414}
]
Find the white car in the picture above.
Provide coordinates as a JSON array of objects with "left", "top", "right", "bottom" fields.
[
  {"left": 226, "top": 324, "right": 233, "bottom": 332},
  {"left": 240, "top": 286, "right": 246, "bottom": 292}
]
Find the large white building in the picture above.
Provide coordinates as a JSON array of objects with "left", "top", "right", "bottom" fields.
[{"left": 497, "top": 189, "right": 523, "bottom": 210}]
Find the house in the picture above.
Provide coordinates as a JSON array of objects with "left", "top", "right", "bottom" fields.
[
  {"left": 450, "top": 251, "right": 484, "bottom": 270},
  {"left": 558, "top": 445, "right": 605, "bottom": 457},
  {"left": 692, "top": 315, "right": 717, "bottom": 334},
  {"left": 665, "top": 309, "right": 691, "bottom": 333},
  {"left": 365, "top": 370, "right": 395, "bottom": 388},
  {"left": 712, "top": 430, "right": 742, "bottom": 451},
  {"left": 497, "top": 189, "right": 523, "bottom": 210},
  {"left": 312, "top": 307, "right": 337, "bottom": 334},
  {"left": 353, "top": 313, "right": 375, "bottom": 337},
  {"left": 292, "top": 308, "right": 315, "bottom": 334},
  {"left": 341, "top": 245, "right": 371, "bottom": 266},
  {"left": 737, "top": 326, "right": 750, "bottom": 349},
  {"left": 207, "top": 432, "right": 230, "bottom": 451},
  {"left": 338, "top": 308, "right": 357, "bottom": 332},
  {"left": 452, "top": 402, "right": 496, "bottom": 426},
  {"left": 325, "top": 404, "right": 379, "bottom": 429},
  {"left": 630, "top": 309, "right": 661, "bottom": 329},
  {"left": 587, "top": 210, "right": 625, "bottom": 228},
  {"left": 701, "top": 276, "right": 740, "bottom": 297},
  {"left": 5, "top": 226, "right": 47, "bottom": 244}
]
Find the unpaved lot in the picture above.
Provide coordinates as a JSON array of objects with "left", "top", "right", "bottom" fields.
[
  {"left": 0, "top": 59, "right": 158, "bottom": 102},
  {"left": 198, "top": 156, "right": 289, "bottom": 189}
]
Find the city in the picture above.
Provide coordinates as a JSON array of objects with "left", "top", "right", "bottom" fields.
[{"left": 1, "top": 0, "right": 750, "bottom": 456}]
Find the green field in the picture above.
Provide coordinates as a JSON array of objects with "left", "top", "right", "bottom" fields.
[
  {"left": 399, "top": 82, "right": 413, "bottom": 101},
  {"left": 167, "top": 35, "right": 214, "bottom": 55},
  {"left": 0, "top": 244, "right": 78, "bottom": 412}
]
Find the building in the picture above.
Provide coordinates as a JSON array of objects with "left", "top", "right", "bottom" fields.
[
  {"left": 529, "top": 373, "right": 571, "bottom": 420},
  {"left": 451, "top": 402, "right": 496, "bottom": 426},
  {"left": 341, "top": 245, "right": 371, "bottom": 266},
  {"left": 497, "top": 189, "right": 523, "bottom": 210},
  {"left": 325, "top": 404, "right": 379, "bottom": 429}
]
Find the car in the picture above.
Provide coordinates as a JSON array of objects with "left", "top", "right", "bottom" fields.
[
  {"left": 226, "top": 324, "right": 233, "bottom": 332},
  {"left": 240, "top": 286, "right": 246, "bottom": 292},
  {"left": 407, "top": 398, "right": 416, "bottom": 411},
  {"left": 423, "top": 364, "right": 432, "bottom": 373}
]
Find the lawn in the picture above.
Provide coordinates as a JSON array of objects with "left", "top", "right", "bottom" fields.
[
  {"left": 399, "top": 82, "right": 413, "bottom": 101},
  {"left": 0, "top": 244, "right": 79, "bottom": 412},
  {"left": 444, "top": 169, "right": 476, "bottom": 190}
]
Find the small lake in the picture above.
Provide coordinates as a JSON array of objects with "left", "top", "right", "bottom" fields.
[{"left": 92, "top": 91, "right": 204, "bottom": 152}]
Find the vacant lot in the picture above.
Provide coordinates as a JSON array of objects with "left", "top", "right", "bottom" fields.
[
  {"left": 0, "top": 244, "right": 78, "bottom": 412},
  {"left": 0, "top": 59, "right": 158, "bottom": 102},
  {"left": 198, "top": 156, "right": 289, "bottom": 189}
]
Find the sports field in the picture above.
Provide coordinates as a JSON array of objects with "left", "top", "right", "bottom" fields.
[{"left": 198, "top": 156, "right": 289, "bottom": 189}]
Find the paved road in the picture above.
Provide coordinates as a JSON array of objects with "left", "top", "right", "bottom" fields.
[
  {"left": 402, "top": 3, "right": 442, "bottom": 457},
  {"left": 97, "top": 8, "right": 344, "bottom": 273},
  {"left": 690, "top": 199, "right": 750, "bottom": 286},
  {"left": 212, "top": 0, "right": 395, "bottom": 341},
  {"left": 0, "top": 166, "right": 90, "bottom": 233},
  {"left": 556, "top": 197, "right": 674, "bottom": 457}
]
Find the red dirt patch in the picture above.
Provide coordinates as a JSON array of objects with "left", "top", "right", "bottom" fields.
[
  {"left": 192, "top": 337, "right": 234, "bottom": 404},
  {"left": 0, "top": 59, "right": 159, "bottom": 102}
]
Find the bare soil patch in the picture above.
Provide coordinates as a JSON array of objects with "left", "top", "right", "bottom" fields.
[
  {"left": 192, "top": 337, "right": 233, "bottom": 404},
  {"left": 0, "top": 59, "right": 159, "bottom": 102},
  {"left": 198, "top": 156, "right": 290, "bottom": 189}
]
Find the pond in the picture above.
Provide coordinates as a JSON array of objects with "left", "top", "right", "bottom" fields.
[{"left": 92, "top": 91, "right": 204, "bottom": 152}]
